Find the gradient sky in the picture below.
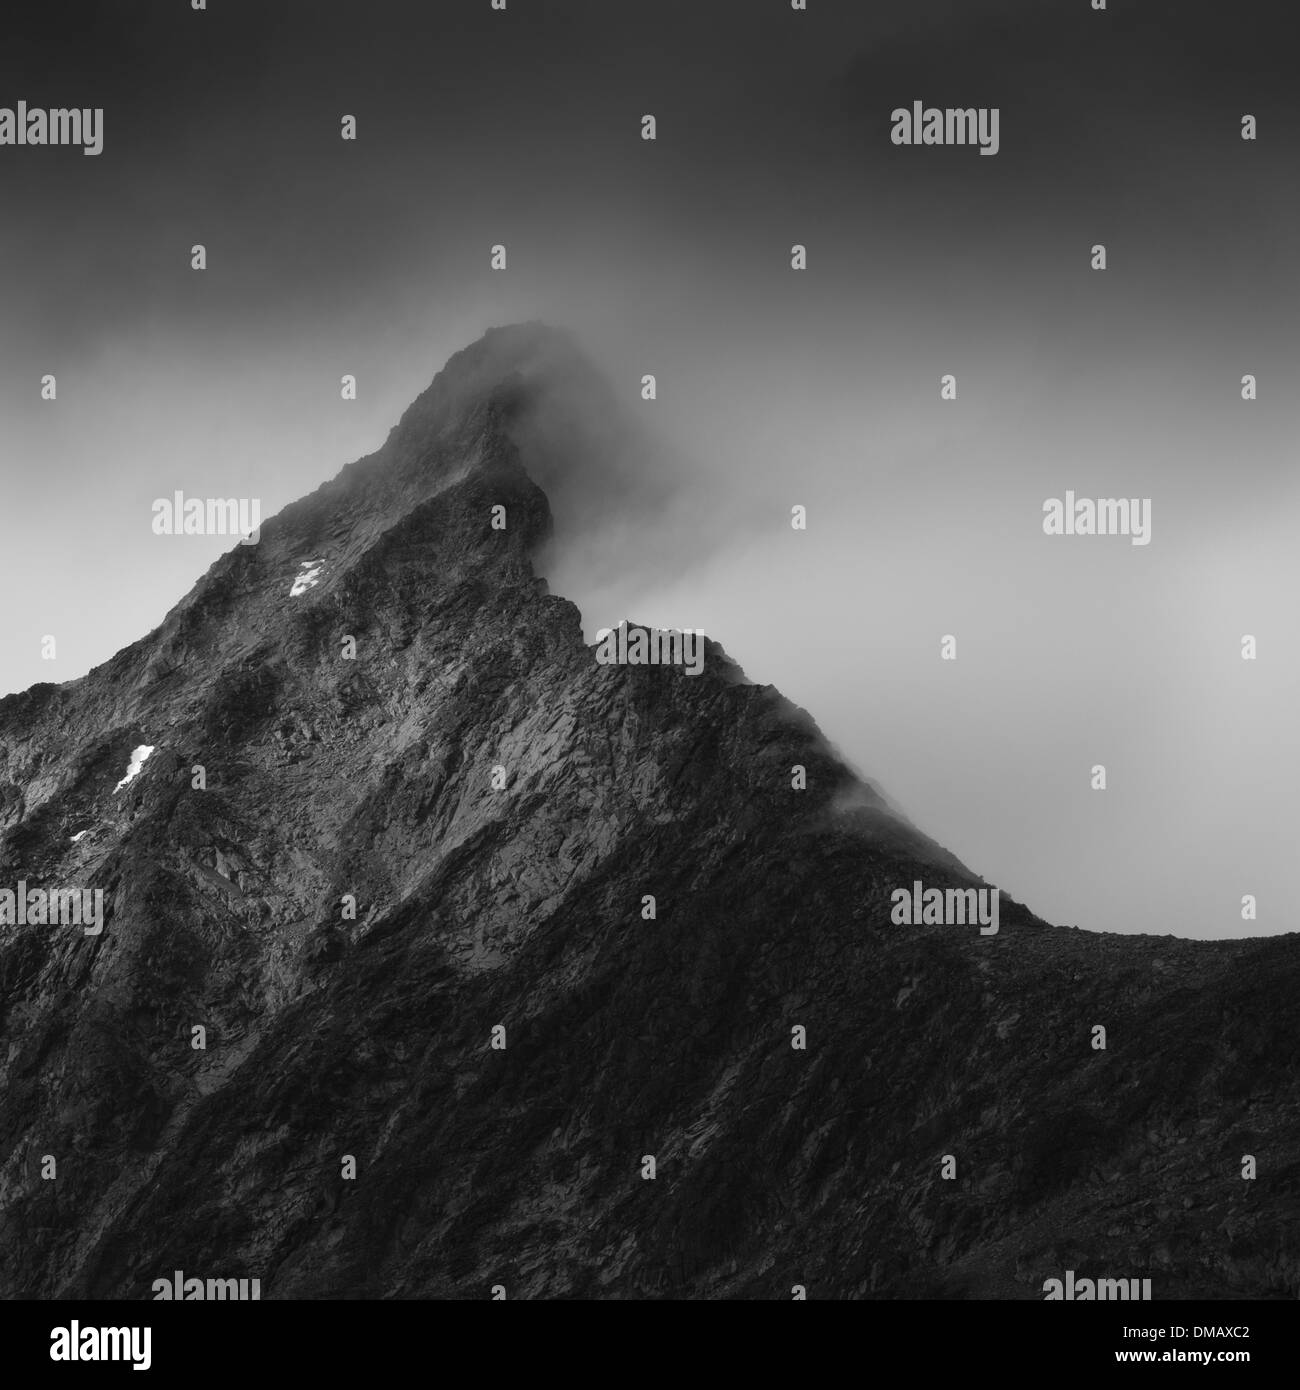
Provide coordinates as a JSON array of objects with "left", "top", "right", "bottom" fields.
[{"left": 2, "top": 0, "right": 1296, "bottom": 938}]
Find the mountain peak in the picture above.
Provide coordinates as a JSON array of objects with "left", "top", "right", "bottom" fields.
[
  {"left": 391, "top": 321, "right": 593, "bottom": 451},
  {"left": 2, "top": 326, "right": 1297, "bottom": 1302}
]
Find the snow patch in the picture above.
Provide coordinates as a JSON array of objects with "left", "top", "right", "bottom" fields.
[
  {"left": 290, "top": 559, "right": 325, "bottom": 597},
  {"left": 70, "top": 830, "right": 89, "bottom": 843},
  {"left": 113, "top": 745, "right": 156, "bottom": 793}
]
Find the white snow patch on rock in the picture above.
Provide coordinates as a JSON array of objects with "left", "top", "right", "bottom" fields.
[
  {"left": 290, "top": 559, "right": 325, "bottom": 597},
  {"left": 113, "top": 745, "right": 156, "bottom": 793}
]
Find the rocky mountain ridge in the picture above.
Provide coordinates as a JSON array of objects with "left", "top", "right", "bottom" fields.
[{"left": 1, "top": 324, "right": 1296, "bottom": 1299}]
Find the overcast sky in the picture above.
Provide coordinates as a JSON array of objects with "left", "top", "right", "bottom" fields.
[{"left": 1, "top": 0, "right": 1296, "bottom": 939}]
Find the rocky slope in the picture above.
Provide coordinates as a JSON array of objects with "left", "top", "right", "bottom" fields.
[{"left": 1, "top": 324, "right": 1296, "bottom": 1299}]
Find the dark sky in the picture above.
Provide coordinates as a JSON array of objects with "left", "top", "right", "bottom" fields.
[{"left": 2, "top": 1, "right": 1297, "bottom": 939}]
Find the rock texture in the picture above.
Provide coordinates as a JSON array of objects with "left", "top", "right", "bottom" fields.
[{"left": 1, "top": 324, "right": 1297, "bottom": 1300}]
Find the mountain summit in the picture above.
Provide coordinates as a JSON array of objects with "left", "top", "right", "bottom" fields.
[{"left": 1, "top": 327, "right": 1296, "bottom": 1299}]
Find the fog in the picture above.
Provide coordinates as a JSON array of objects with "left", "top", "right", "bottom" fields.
[{"left": 1, "top": 0, "right": 1295, "bottom": 937}]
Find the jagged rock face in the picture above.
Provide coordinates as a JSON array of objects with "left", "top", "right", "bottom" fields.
[{"left": 1, "top": 325, "right": 1297, "bottom": 1300}]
